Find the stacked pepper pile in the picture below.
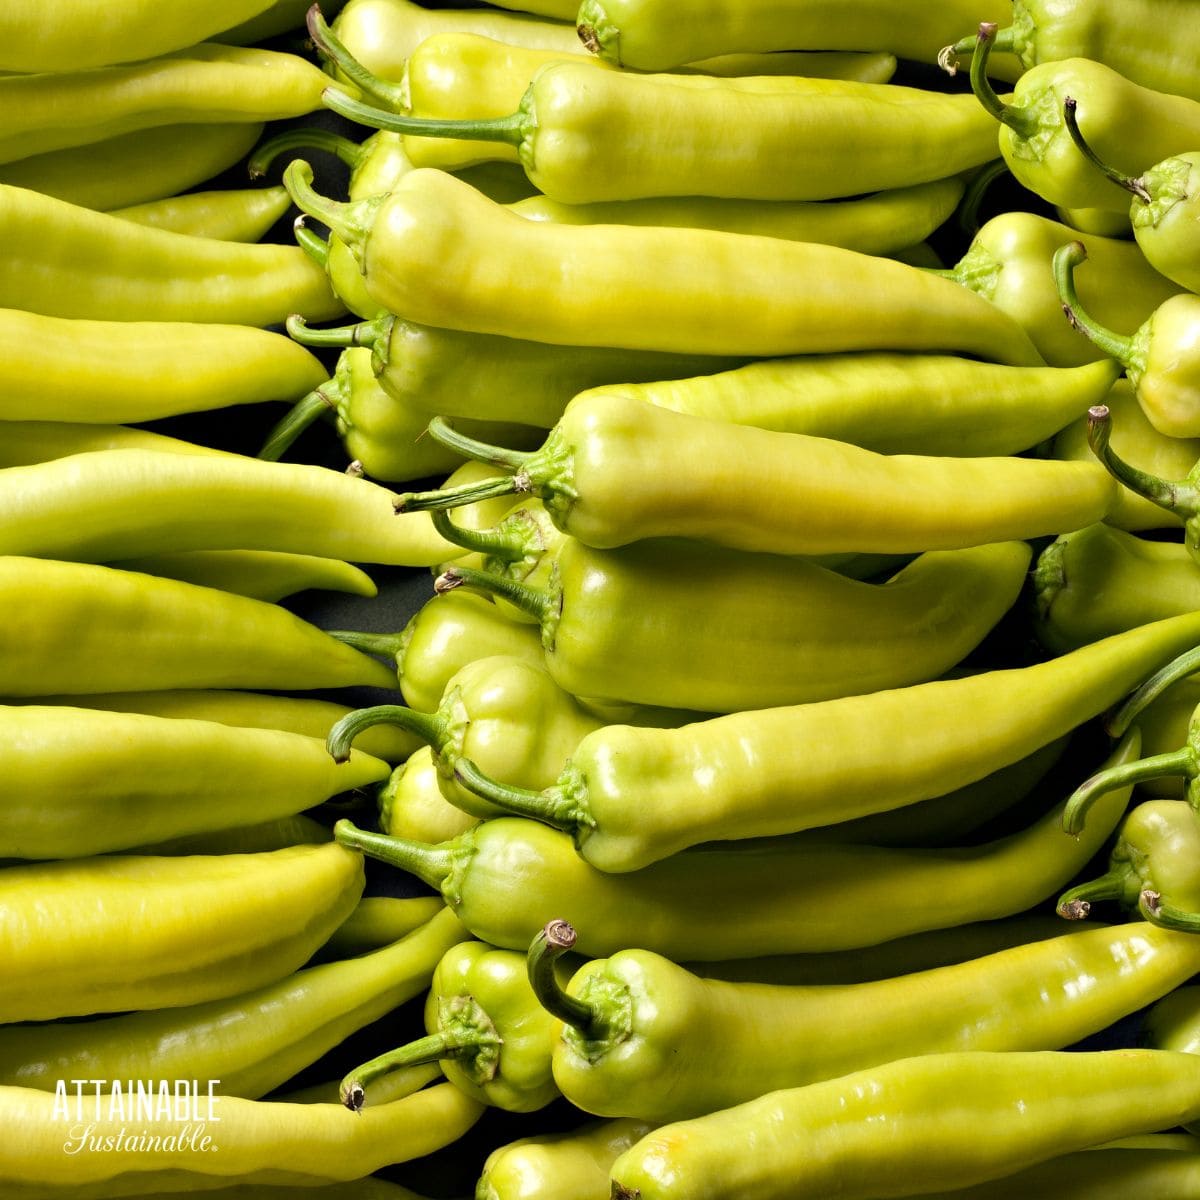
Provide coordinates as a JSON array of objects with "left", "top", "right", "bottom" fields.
[{"left": 8, "top": 0, "right": 1200, "bottom": 1196}]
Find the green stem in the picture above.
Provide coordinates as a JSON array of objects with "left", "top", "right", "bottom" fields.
[
  {"left": 286, "top": 313, "right": 388, "bottom": 350},
  {"left": 1062, "top": 748, "right": 1194, "bottom": 836},
  {"left": 293, "top": 217, "right": 330, "bottom": 269},
  {"left": 454, "top": 758, "right": 579, "bottom": 830},
  {"left": 527, "top": 920, "right": 596, "bottom": 1032},
  {"left": 434, "top": 565, "right": 549, "bottom": 622},
  {"left": 1107, "top": 647, "right": 1200, "bottom": 737},
  {"left": 428, "top": 417, "right": 535, "bottom": 471},
  {"left": 940, "top": 24, "right": 1016, "bottom": 74},
  {"left": 340, "top": 1031, "right": 471, "bottom": 1111},
  {"left": 282, "top": 158, "right": 381, "bottom": 266},
  {"left": 257, "top": 386, "right": 338, "bottom": 461},
  {"left": 1053, "top": 242, "right": 1134, "bottom": 363},
  {"left": 1056, "top": 868, "right": 1128, "bottom": 919},
  {"left": 1062, "top": 97, "right": 1151, "bottom": 203},
  {"left": 327, "top": 704, "right": 446, "bottom": 763},
  {"left": 1141, "top": 890, "right": 1200, "bottom": 933},
  {"left": 333, "top": 818, "right": 454, "bottom": 891},
  {"left": 397, "top": 473, "right": 522, "bottom": 515},
  {"left": 248, "top": 125, "right": 363, "bottom": 180},
  {"left": 307, "top": 4, "right": 407, "bottom": 110},
  {"left": 323, "top": 86, "right": 526, "bottom": 147},
  {"left": 1087, "top": 403, "right": 1183, "bottom": 512},
  {"left": 968, "top": 23, "right": 1035, "bottom": 138},
  {"left": 328, "top": 629, "right": 406, "bottom": 660},
  {"left": 429, "top": 509, "right": 528, "bottom": 562}
]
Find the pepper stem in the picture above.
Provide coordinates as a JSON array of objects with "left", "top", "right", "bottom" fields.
[
  {"left": 293, "top": 216, "right": 330, "bottom": 268},
  {"left": 429, "top": 509, "right": 529, "bottom": 562},
  {"left": 248, "top": 125, "right": 364, "bottom": 180},
  {"left": 286, "top": 313, "right": 388, "bottom": 350},
  {"left": 938, "top": 23, "right": 1016, "bottom": 75},
  {"left": 527, "top": 920, "right": 596, "bottom": 1032},
  {"left": 333, "top": 818, "right": 454, "bottom": 890},
  {"left": 1053, "top": 242, "right": 1134, "bottom": 363},
  {"left": 1062, "top": 748, "right": 1194, "bottom": 836},
  {"left": 1062, "top": 97, "right": 1151, "bottom": 203},
  {"left": 328, "top": 704, "right": 447, "bottom": 763},
  {"left": 1107, "top": 647, "right": 1200, "bottom": 737},
  {"left": 430, "top": 417, "right": 536, "bottom": 471},
  {"left": 968, "top": 24, "right": 1034, "bottom": 138},
  {"left": 307, "top": 4, "right": 407, "bottom": 111},
  {"left": 1056, "top": 869, "right": 1128, "bottom": 919},
  {"left": 434, "top": 565, "right": 549, "bottom": 622},
  {"left": 397, "top": 473, "right": 524, "bottom": 516},
  {"left": 340, "top": 1031, "right": 469, "bottom": 1111},
  {"left": 282, "top": 159, "right": 381, "bottom": 268},
  {"left": 1141, "top": 890, "right": 1200, "bottom": 933},
  {"left": 258, "top": 385, "right": 338, "bottom": 461},
  {"left": 1087, "top": 404, "right": 1182, "bottom": 512},
  {"left": 454, "top": 758, "right": 580, "bottom": 830},
  {"left": 327, "top": 629, "right": 406, "bottom": 660},
  {"left": 322, "top": 86, "right": 526, "bottom": 147}
]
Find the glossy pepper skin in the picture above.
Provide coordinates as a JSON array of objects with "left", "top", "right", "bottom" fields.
[
  {"left": 324, "top": 64, "right": 1004, "bottom": 206},
  {"left": 436, "top": 538, "right": 1031, "bottom": 714},
  {"left": 0, "top": 704, "right": 387, "bottom": 859},
  {"left": 940, "top": 211, "right": 1180, "bottom": 369},
  {"left": 289, "top": 166, "right": 1045, "bottom": 365},
  {"left": 112, "top": 185, "right": 293, "bottom": 243},
  {"left": 343, "top": 938, "right": 571, "bottom": 1112},
  {"left": 0, "top": 557, "right": 396, "bottom": 696},
  {"left": 534, "top": 918, "right": 1200, "bottom": 1122},
  {"left": 379, "top": 744, "right": 479, "bottom": 843},
  {"left": 403, "top": 395, "right": 1115, "bottom": 556},
  {"left": 608, "top": 1049, "right": 1200, "bottom": 1200},
  {"left": 449, "top": 624, "right": 1180, "bottom": 871},
  {"left": 332, "top": 730, "right": 1137, "bottom": 959},
  {"left": 0, "top": 842, "right": 364, "bottom": 1022},
  {"left": 0, "top": 184, "right": 341, "bottom": 326},
  {"left": 0, "top": 906, "right": 465, "bottom": 1098},
  {"left": 966, "top": 27, "right": 1200, "bottom": 213}
]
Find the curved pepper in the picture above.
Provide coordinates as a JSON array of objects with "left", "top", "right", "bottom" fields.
[
  {"left": 0, "top": 557, "right": 396, "bottom": 696},
  {"left": 0, "top": 704, "right": 388, "bottom": 859},
  {"left": 400, "top": 395, "right": 1114, "bottom": 555},
  {"left": 332, "top": 730, "right": 1140, "bottom": 958},
  {"left": 287, "top": 164, "right": 1045, "bottom": 364},
  {"left": 0, "top": 842, "right": 364, "bottom": 1022},
  {"left": 938, "top": 211, "right": 1180, "bottom": 368},
  {"left": 1057, "top": 241, "right": 1200, "bottom": 438},
  {"left": 0, "top": 905, "right": 464, "bottom": 1098},
  {"left": 965, "top": 25, "right": 1200, "bottom": 212},
  {"left": 1034, "top": 525, "right": 1200, "bottom": 653},
  {"left": 531, "top": 916, "right": 1200, "bottom": 1122},
  {"left": 342, "top": 936, "right": 572, "bottom": 1112},
  {"left": 434, "top": 537, "right": 1031, "bottom": 714},
  {"left": 608, "top": 1048, "right": 1200, "bottom": 1200},
  {"left": 0, "top": 183, "right": 341, "bottom": 326}
]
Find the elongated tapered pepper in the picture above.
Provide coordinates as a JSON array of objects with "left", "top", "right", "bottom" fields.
[
  {"left": 943, "top": 0, "right": 1200, "bottom": 103},
  {"left": 111, "top": 185, "right": 292, "bottom": 243},
  {"left": 436, "top": 537, "right": 1030, "bottom": 714},
  {"left": 965, "top": 24, "right": 1200, "bottom": 213},
  {"left": 938, "top": 211, "right": 1180, "bottom": 368},
  {"left": 0, "top": 183, "right": 341, "bottom": 326},
  {"left": 0, "top": 842, "right": 364, "bottom": 1022},
  {"left": 286, "top": 164, "right": 1045, "bottom": 364},
  {"left": 342, "top": 936, "right": 572, "bottom": 1112},
  {"left": 0, "top": 704, "right": 387, "bottom": 859},
  {"left": 290, "top": 313, "right": 741, "bottom": 430},
  {"left": 531, "top": 917, "right": 1200, "bottom": 1122},
  {"left": 1051, "top": 381, "right": 1199, "bottom": 532},
  {"left": 608, "top": 1048, "right": 1200, "bottom": 1200},
  {"left": 1057, "top": 242, "right": 1200, "bottom": 438},
  {"left": 0, "top": 308, "right": 329, "bottom": 425},
  {"left": 448, "top": 608, "right": 1195, "bottom": 868},
  {"left": 400, "top": 395, "right": 1113, "bottom": 555},
  {"left": 323, "top": 61, "right": 1004, "bottom": 205},
  {"left": 0, "top": 557, "right": 396, "bottom": 696},
  {"left": 131, "top": 812, "right": 332, "bottom": 857},
  {"left": 333, "top": 730, "right": 1140, "bottom": 957},
  {"left": 0, "top": 906, "right": 465, "bottom": 1097},
  {"left": 1035, "top": 525, "right": 1200, "bottom": 654},
  {"left": 0, "top": 447, "right": 464, "bottom": 567},
  {"left": 1060, "top": 801, "right": 1200, "bottom": 932}
]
